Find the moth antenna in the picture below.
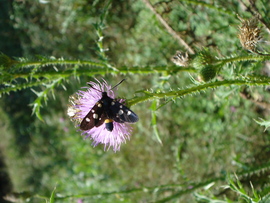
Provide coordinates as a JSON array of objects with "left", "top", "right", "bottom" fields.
[
  {"left": 87, "top": 83, "right": 102, "bottom": 92},
  {"left": 87, "top": 79, "right": 125, "bottom": 92},
  {"left": 110, "top": 79, "right": 125, "bottom": 90}
]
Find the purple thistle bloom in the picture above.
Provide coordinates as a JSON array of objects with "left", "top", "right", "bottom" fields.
[{"left": 67, "top": 79, "right": 136, "bottom": 152}]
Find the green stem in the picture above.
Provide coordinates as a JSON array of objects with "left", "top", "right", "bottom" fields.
[
  {"left": 51, "top": 177, "right": 223, "bottom": 201},
  {"left": 36, "top": 161, "right": 270, "bottom": 201},
  {"left": 128, "top": 78, "right": 270, "bottom": 106},
  {"left": 17, "top": 59, "right": 107, "bottom": 69},
  {"left": 14, "top": 54, "right": 270, "bottom": 73},
  {"left": 0, "top": 78, "right": 58, "bottom": 95},
  {"left": 218, "top": 55, "right": 270, "bottom": 64},
  {"left": 156, "top": 161, "right": 270, "bottom": 202},
  {"left": 10, "top": 66, "right": 196, "bottom": 79}
]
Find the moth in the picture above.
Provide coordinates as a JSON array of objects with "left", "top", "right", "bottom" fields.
[{"left": 80, "top": 79, "right": 139, "bottom": 132}]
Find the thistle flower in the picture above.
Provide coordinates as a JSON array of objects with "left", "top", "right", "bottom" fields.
[
  {"left": 67, "top": 79, "right": 137, "bottom": 152},
  {"left": 238, "top": 16, "right": 262, "bottom": 51},
  {"left": 171, "top": 51, "right": 189, "bottom": 67}
]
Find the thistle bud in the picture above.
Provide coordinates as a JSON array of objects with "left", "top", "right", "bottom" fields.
[
  {"left": 199, "top": 65, "right": 217, "bottom": 82},
  {"left": 192, "top": 49, "right": 216, "bottom": 69}
]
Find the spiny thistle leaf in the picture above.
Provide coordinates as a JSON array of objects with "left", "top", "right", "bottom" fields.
[
  {"left": 259, "top": 193, "right": 270, "bottom": 203},
  {"left": 254, "top": 118, "right": 270, "bottom": 131},
  {"left": 194, "top": 193, "right": 228, "bottom": 203},
  {"left": 30, "top": 78, "right": 63, "bottom": 120},
  {"left": 150, "top": 100, "right": 162, "bottom": 144},
  {"left": 0, "top": 53, "right": 18, "bottom": 69},
  {"left": 49, "top": 186, "right": 57, "bottom": 203}
]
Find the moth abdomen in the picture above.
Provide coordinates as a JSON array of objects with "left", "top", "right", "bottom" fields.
[{"left": 105, "top": 119, "right": 114, "bottom": 131}]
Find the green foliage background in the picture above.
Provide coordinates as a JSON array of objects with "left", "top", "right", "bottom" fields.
[{"left": 1, "top": 0, "right": 270, "bottom": 202}]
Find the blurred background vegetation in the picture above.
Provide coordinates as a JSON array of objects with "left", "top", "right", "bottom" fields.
[{"left": 1, "top": 0, "right": 270, "bottom": 202}]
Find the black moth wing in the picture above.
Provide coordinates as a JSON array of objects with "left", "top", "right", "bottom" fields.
[
  {"left": 80, "top": 101, "right": 106, "bottom": 130},
  {"left": 110, "top": 100, "right": 139, "bottom": 123}
]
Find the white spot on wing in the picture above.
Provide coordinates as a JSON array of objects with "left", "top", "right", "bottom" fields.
[
  {"left": 119, "top": 110, "right": 124, "bottom": 115},
  {"left": 86, "top": 118, "right": 91, "bottom": 122},
  {"left": 93, "top": 114, "right": 98, "bottom": 119}
]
